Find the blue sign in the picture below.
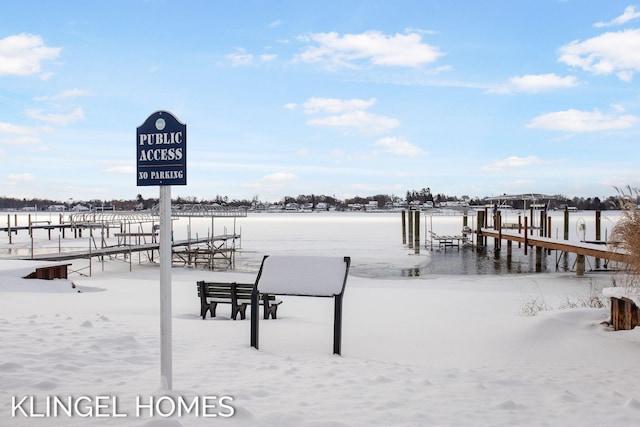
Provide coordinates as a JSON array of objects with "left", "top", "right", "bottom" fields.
[{"left": 137, "top": 111, "right": 187, "bottom": 186}]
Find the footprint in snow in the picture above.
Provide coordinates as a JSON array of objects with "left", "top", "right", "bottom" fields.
[
  {"left": 33, "top": 380, "right": 58, "bottom": 391},
  {"left": 492, "top": 400, "right": 521, "bottom": 411},
  {"left": 624, "top": 398, "right": 640, "bottom": 409}
]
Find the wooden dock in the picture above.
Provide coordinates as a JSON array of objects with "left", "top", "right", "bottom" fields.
[
  {"left": 480, "top": 229, "right": 624, "bottom": 262},
  {"left": 479, "top": 228, "right": 624, "bottom": 275},
  {"left": 0, "top": 223, "right": 73, "bottom": 233},
  {"left": 409, "top": 207, "right": 628, "bottom": 276},
  {"left": 24, "top": 238, "right": 212, "bottom": 262}
]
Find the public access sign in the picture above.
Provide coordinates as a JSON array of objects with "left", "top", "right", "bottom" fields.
[{"left": 137, "top": 111, "right": 187, "bottom": 186}]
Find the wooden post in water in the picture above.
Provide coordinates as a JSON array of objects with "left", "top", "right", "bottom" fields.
[
  {"left": 401, "top": 210, "right": 407, "bottom": 245},
  {"left": 518, "top": 215, "right": 522, "bottom": 248},
  {"left": 414, "top": 210, "right": 420, "bottom": 254},
  {"left": 407, "top": 210, "right": 414, "bottom": 249},
  {"left": 547, "top": 216, "right": 552, "bottom": 255},
  {"left": 528, "top": 206, "right": 533, "bottom": 235},
  {"left": 462, "top": 213, "right": 469, "bottom": 245},
  {"left": 540, "top": 210, "right": 546, "bottom": 237},
  {"left": 477, "top": 210, "right": 485, "bottom": 248},
  {"left": 484, "top": 207, "right": 489, "bottom": 228},
  {"left": 496, "top": 211, "right": 502, "bottom": 250},
  {"left": 563, "top": 207, "right": 569, "bottom": 240},
  {"left": 7, "top": 215, "right": 11, "bottom": 244},
  {"left": 535, "top": 246, "right": 543, "bottom": 272},
  {"left": 524, "top": 216, "right": 528, "bottom": 255},
  {"left": 576, "top": 254, "right": 585, "bottom": 276},
  {"left": 595, "top": 210, "right": 602, "bottom": 268}
]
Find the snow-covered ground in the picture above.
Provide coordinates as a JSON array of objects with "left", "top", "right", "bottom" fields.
[{"left": 0, "top": 211, "right": 638, "bottom": 426}]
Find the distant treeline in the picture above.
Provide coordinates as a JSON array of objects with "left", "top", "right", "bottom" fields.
[{"left": 0, "top": 190, "right": 630, "bottom": 211}]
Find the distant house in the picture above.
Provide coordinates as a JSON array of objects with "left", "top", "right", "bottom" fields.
[
  {"left": 393, "top": 201, "right": 409, "bottom": 209},
  {"left": 365, "top": 201, "right": 379, "bottom": 211},
  {"left": 72, "top": 204, "right": 90, "bottom": 212},
  {"left": 48, "top": 205, "right": 67, "bottom": 212}
]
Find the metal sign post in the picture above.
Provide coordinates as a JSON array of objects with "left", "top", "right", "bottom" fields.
[
  {"left": 159, "top": 185, "right": 172, "bottom": 389},
  {"left": 137, "top": 111, "right": 187, "bottom": 391}
]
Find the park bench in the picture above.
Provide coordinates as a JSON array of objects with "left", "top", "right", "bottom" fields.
[{"left": 197, "top": 281, "right": 281, "bottom": 320}]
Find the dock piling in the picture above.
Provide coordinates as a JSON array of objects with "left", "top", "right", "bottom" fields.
[
  {"left": 407, "top": 210, "right": 414, "bottom": 249},
  {"left": 414, "top": 210, "right": 420, "bottom": 254}
]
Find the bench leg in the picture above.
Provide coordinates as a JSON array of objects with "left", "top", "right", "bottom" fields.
[
  {"left": 202, "top": 302, "right": 217, "bottom": 319},
  {"left": 265, "top": 304, "right": 278, "bottom": 320},
  {"left": 262, "top": 294, "right": 279, "bottom": 319},
  {"left": 232, "top": 303, "right": 248, "bottom": 320}
]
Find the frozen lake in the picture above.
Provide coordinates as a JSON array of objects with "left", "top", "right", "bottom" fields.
[
  {"left": 0, "top": 209, "right": 622, "bottom": 278},
  {"left": 171, "top": 209, "right": 621, "bottom": 278}
]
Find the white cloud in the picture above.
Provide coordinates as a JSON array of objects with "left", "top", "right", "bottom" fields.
[
  {"left": 482, "top": 155, "right": 546, "bottom": 171},
  {"left": 294, "top": 30, "right": 443, "bottom": 68},
  {"left": 489, "top": 73, "right": 579, "bottom": 94},
  {"left": 227, "top": 48, "right": 278, "bottom": 65},
  {"left": 0, "top": 135, "right": 40, "bottom": 145},
  {"left": 558, "top": 29, "right": 640, "bottom": 81},
  {"left": 260, "top": 54, "right": 277, "bottom": 62},
  {"left": 104, "top": 166, "right": 134, "bottom": 174},
  {"left": 300, "top": 97, "right": 399, "bottom": 134},
  {"left": 242, "top": 172, "right": 297, "bottom": 199},
  {"left": 302, "top": 97, "right": 377, "bottom": 114},
  {"left": 0, "top": 122, "right": 40, "bottom": 145},
  {"left": 526, "top": 108, "right": 638, "bottom": 132},
  {"left": 404, "top": 27, "right": 438, "bottom": 36},
  {"left": 26, "top": 107, "right": 84, "bottom": 126},
  {"left": 263, "top": 172, "right": 296, "bottom": 182},
  {"left": 33, "top": 89, "right": 91, "bottom": 102},
  {"left": 7, "top": 173, "right": 34, "bottom": 183},
  {"left": 372, "top": 136, "right": 426, "bottom": 157},
  {"left": 308, "top": 110, "right": 400, "bottom": 133},
  {"left": 227, "top": 49, "right": 253, "bottom": 66},
  {"left": 268, "top": 20, "right": 282, "bottom": 28},
  {"left": 0, "top": 33, "right": 61, "bottom": 77},
  {"left": 283, "top": 103, "right": 297, "bottom": 110},
  {"left": 594, "top": 5, "right": 640, "bottom": 28},
  {"left": 0, "top": 122, "right": 35, "bottom": 135}
]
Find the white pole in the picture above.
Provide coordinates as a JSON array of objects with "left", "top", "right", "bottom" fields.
[{"left": 159, "top": 185, "right": 173, "bottom": 390}]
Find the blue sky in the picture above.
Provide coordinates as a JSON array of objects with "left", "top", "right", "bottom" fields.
[{"left": 2, "top": 0, "right": 640, "bottom": 203}]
